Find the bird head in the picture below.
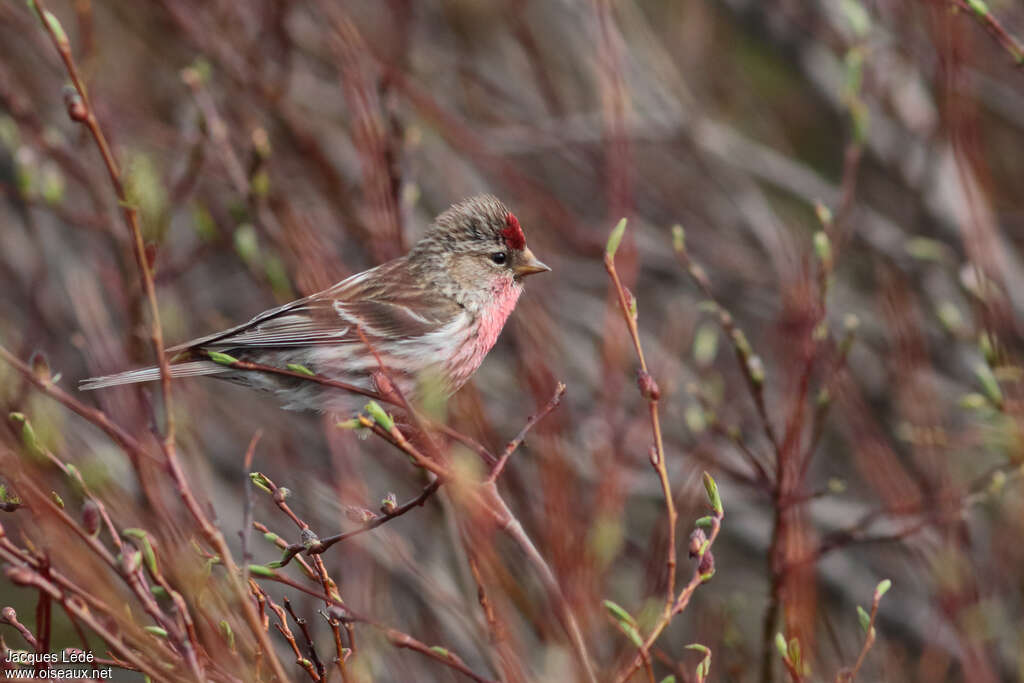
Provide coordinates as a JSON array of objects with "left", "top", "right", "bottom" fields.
[{"left": 411, "top": 195, "right": 550, "bottom": 301}]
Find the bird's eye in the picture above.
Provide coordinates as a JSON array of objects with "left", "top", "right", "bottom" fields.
[{"left": 490, "top": 252, "right": 508, "bottom": 265}]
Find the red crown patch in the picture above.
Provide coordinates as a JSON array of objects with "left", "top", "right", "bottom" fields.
[{"left": 501, "top": 213, "right": 526, "bottom": 251}]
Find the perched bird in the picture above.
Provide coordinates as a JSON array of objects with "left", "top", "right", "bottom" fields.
[{"left": 80, "top": 195, "right": 550, "bottom": 411}]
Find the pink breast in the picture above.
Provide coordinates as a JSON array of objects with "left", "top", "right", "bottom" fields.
[{"left": 448, "top": 279, "right": 522, "bottom": 389}]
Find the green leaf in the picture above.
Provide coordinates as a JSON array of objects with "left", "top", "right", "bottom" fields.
[
  {"left": 286, "top": 363, "right": 315, "bottom": 377},
  {"left": 144, "top": 626, "right": 168, "bottom": 638},
  {"left": 429, "top": 646, "right": 451, "bottom": 658},
  {"left": 702, "top": 472, "right": 723, "bottom": 516},
  {"left": 247, "top": 564, "right": 275, "bottom": 578},
  {"left": 606, "top": 218, "right": 628, "bottom": 258},
  {"left": 364, "top": 401, "right": 395, "bottom": 431},
  {"left": 123, "top": 528, "right": 159, "bottom": 577},
  {"left": 814, "top": 201, "right": 833, "bottom": 227},
  {"left": 974, "top": 362, "right": 1003, "bottom": 405},
  {"left": 9, "top": 412, "right": 46, "bottom": 461},
  {"left": 840, "top": 0, "right": 871, "bottom": 38},
  {"left": 857, "top": 605, "right": 871, "bottom": 634},
  {"left": 207, "top": 351, "right": 239, "bottom": 366},
  {"left": 694, "top": 516, "right": 714, "bottom": 529},
  {"left": 672, "top": 224, "right": 685, "bottom": 253},
  {"left": 603, "top": 599, "right": 643, "bottom": 646},
  {"left": 967, "top": 0, "right": 988, "bottom": 16},
  {"left": 813, "top": 231, "right": 832, "bottom": 266},
  {"left": 43, "top": 10, "right": 68, "bottom": 47},
  {"left": 685, "top": 643, "right": 710, "bottom": 655},
  {"left": 248, "top": 472, "right": 272, "bottom": 493},
  {"left": 693, "top": 323, "right": 719, "bottom": 367},
  {"left": 602, "top": 600, "right": 637, "bottom": 628},
  {"left": 775, "top": 632, "right": 788, "bottom": 659},
  {"left": 875, "top": 578, "right": 892, "bottom": 599},
  {"left": 219, "top": 620, "right": 235, "bottom": 650}
]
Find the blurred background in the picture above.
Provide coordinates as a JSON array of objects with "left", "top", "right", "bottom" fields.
[{"left": 2, "top": 1, "right": 1024, "bottom": 681}]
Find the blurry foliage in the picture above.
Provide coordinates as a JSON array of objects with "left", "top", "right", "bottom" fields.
[{"left": 1, "top": 0, "right": 1024, "bottom": 681}]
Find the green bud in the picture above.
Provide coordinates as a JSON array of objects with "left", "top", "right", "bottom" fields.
[
  {"left": 247, "top": 564, "right": 275, "bottom": 578},
  {"left": 43, "top": 10, "right": 68, "bottom": 47},
  {"left": 693, "top": 323, "right": 719, "bottom": 367},
  {"left": 702, "top": 472, "right": 723, "bottom": 516},
  {"left": 286, "top": 363, "right": 315, "bottom": 377},
  {"left": 814, "top": 201, "right": 833, "bottom": 227},
  {"left": 123, "top": 528, "right": 158, "bottom": 577},
  {"left": 248, "top": 472, "right": 272, "bottom": 493},
  {"left": 207, "top": 351, "right": 239, "bottom": 366},
  {"left": 813, "top": 231, "right": 832, "bottom": 267},
  {"left": 672, "top": 225, "right": 686, "bottom": 253},
  {"left": 219, "top": 620, "right": 235, "bottom": 650},
  {"left": 967, "top": 0, "right": 989, "bottom": 16},
  {"left": 857, "top": 605, "right": 871, "bottom": 634},
  {"left": 606, "top": 218, "right": 627, "bottom": 258},
  {"left": 775, "top": 632, "right": 788, "bottom": 659},
  {"left": 364, "top": 401, "right": 395, "bottom": 431}
]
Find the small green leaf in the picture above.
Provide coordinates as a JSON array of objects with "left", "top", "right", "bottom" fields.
[
  {"left": 51, "top": 491, "right": 64, "bottom": 508},
  {"left": 603, "top": 599, "right": 643, "bottom": 646},
  {"left": 702, "top": 472, "right": 723, "bottom": 516},
  {"left": 234, "top": 224, "right": 260, "bottom": 267},
  {"left": 429, "top": 646, "right": 451, "bottom": 658},
  {"left": 602, "top": 600, "right": 637, "bottom": 628},
  {"left": 144, "top": 626, "right": 168, "bottom": 638},
  {"left": 775, "top": 632, "right": 788, "bottom": 659},
  {"left": 747, "top": 355, "right": 765, "bottom": 384},
  {"left": 875, "top": 578, "right": 892, "bottom": 599},
  {"left": 672, "top": 225, "right": 685, "bottom": 253},
  {"left": 814, "top": 201, "right": 833, "bottom": 227},
  {"left": 123, "top": 528, "right": 159, "bottom": 577},
  {"left": 248, "top": 472, "right": 272, "bottom": 493},
  {"left": 813, "top": 231, "right": 832, "bottom": 266},
  {"left": 9, "top": 412, "right": 46, "bottom": 461},
  {"left": 42, "top": 10, "right": 68, "bottom": 47},
  {"left": 286, "top": 363, "right": 315, "bottom": 377},
  {"left": 207, "top": 351, "right": 239, "bottom": 366},
  {"left": 840, "top": 0, "right": 871, "bottom": 38},
  {"left": 606, "top": 218, "right": 627, "bottom": 258},
  {"left": 857, "top": 605, "right": 871, "bottom": 634},
  {"left": 967, "top": 0, "right": 988, "bottom": 16},
  {"left": 694, "top": 516, "right": 714, "bottom": 529},
  {"left": 219, "top": 620, "right": 235, "bottom": 650},
  {"left": 974, "top": 362, "right": 1003, "bottom": 405},
  {"left": 693, "top": 323, "right": 719, "bottom": 367},
  {"left": 247, "top": 564, "right": 275, "bottom": 578},
  {"left": 364, "top": 401, "right": 395, "bottom": 431},
  {"left": 788, "top": 638, "right": 801, "bottom": 667},
  {"left": 685, "top": 643, "right": 710, "bottom": 655}
]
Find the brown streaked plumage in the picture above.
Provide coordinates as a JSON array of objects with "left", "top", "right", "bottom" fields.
[{"left": 80, "top": 195, "right": 550, "bottom": 412}]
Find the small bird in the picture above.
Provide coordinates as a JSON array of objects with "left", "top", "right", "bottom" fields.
[{"left": 80, "top": 195, "right": 550, "bottom": 411}]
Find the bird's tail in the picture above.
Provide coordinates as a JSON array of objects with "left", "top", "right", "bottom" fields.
[{"left": 79, "top": 361, "right": 229, "bottom": 391}]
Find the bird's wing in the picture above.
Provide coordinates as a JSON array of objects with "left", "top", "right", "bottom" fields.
[{"left": 169, "top": 260, "right": 461, "bottom": 352}]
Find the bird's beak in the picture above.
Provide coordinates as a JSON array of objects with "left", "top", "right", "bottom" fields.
[{"left": 514, "top": 248, "right": 551, "bottom": 278}]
